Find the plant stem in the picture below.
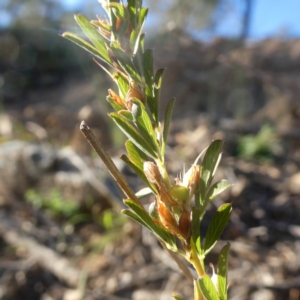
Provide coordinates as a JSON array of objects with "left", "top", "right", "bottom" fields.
[{"left": 80, "top": 121, "right": 139, "bottom": 204}]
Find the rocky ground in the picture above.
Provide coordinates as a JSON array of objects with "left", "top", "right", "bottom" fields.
[{"left": 0, "top": 36, "right": 300, "bottom": 300}]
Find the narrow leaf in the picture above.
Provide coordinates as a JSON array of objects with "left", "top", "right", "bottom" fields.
[
  {"left": 205, "top": 180, "right": 231, "bottom": 203},
  {"left": 131, "top": 98, "right": 159, "bottom": 153},
  {"left": 162, "top": 98, "right": 175, "bottom": 157},
  {"left": 143, "top": 49, "right": 153, "bottom": 86},
  {"left": 218, "top": 243, "right": 230, "bottom": 300},
  {"left": 126, "top": 139, "right": 149, "bottom": 161},
  {"left": 74, "top": 14, "right": 111, "bottom": 63},
  {"left": 62, "top": 32, "right": 106, "bottom": 62},
  {"left": 124, "top": 199, "right": 177, "bottom": 249},
  {"left": 122, "top": 209, "right": 150, "bottom": 230},
  {"left": 125, "top": 140, "right": 144, "bottom": 170},
  {"left": 109, "top": 112, "right": 157, "bottom": 159},
  {"left": 203, "top": 204, "right": 232, "bottom": 255},
  {"left": 135, "top": 187, "right": 152, "bottom": 198},
  {"left": 121, "top": 154, "right": 155, "bottom": 192},
  {"left": 172, "top": 293, "right": 186, "bottom": 300},
  {"left": 191, "top": 207, "right": 202, "bottom": 255},
  {"left": 108, "top": 2, "right": 128, "bottom": 19},
  {"left": 201, "top": 180, "right": 231, "bottom": 216},
  {"left": 111, "top": 42, "right": 141, "bottom": 82},
  {"left": 114, "top": 72, "right": 130, "bottom": 98},
  {"left": 199, "top": 140, "right": 223, "bottom": 205},
  {"left": 106, "top": 96, "right": 125, "bottom": 112},
  {"left": 151, "top": 68, "right": 165, "bottom": 122},
  {"left": 198, "top": 275, "right": 220, "bottom": 300}
]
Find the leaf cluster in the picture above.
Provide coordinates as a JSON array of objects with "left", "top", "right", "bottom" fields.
[{"left": 63, "top": 1, "right": 232, "bottom": 299}]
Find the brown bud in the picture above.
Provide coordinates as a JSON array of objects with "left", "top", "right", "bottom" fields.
[
  {"left": 108, "top": 89, "right": 126, "bottom": 108},
  {"left": 157, "top": 199, "right": 180, "bottom": 236},
  {"left": 179, "top": 210, "right": 191, "bottom": 240},
  {"left": 159, "top": 187, "right": 178, "bottom": 207},
  {"left": 144, "top": 162, "right": 162, "bottom": 186},
  {"left": 182, "top": 164, "right": 200, "bottom": 199},
  {"left": 126, "top": 82, "right": 144, "bottom": 103}
]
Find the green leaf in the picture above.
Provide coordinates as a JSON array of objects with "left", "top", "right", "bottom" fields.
[
  {"left": 126, "top": 139, "right": 149, "bottom": 161},
  {"left": 110, "top": 112, "right": 157, "bottom": 159},
  {"left": 131, "top": 98, "right": 159, "bottom": 154},
  {"left": 205, "top": 180, "right": 231, "bottom": 202},
  {"left": 201, "top": 180, "right": 231, "bottom": 216},
  {"left": 108, "top": 2, "right": 128, "bottom": 19},
  {"left": 124, "top": 199, "right": 177, "bottom": 249},
  {"left": 143, "top": 49, "right": 153, "bottom": 86},
  {"left": 122, "top": 209, "right": 150, "bottom": 230},
  {"left": 172, "top": 293, "right": 186, "bottom": 300},
  {"left": 121, "top": 155, "right": 156, "bottom": 193},
  {"left": 118, "top": 110, "right": 134, "bottom": 121},
  {"left": 191, "top": 207, "right": 202, "bottom": 255},
  {"left": 218, "top": 243, "right": 230, "bottom": 300},
  {"left": 154, "top": 68, "right": 165, "bottom": 89},
  {"left": 106, "top": 96, "right": 125, "bottom": 112},
  {"left": 125, "top": 140, "right": 143, "bottom": 170},
  {"left": 139, "top": 7, "right": 148, "bottom": 28},
  {"left": 150, "top": 68, "right": 165, "bottom": 122},
  {"left": 198, "top": 140, "right": 223, "bottom": 205},
  {"left": 135, "top": 187, "right": 152, "bottom": 198},
  {"left": 74, "top": 14, "right": 111, "bottom": 64},
  {"left": 127, "top": 0, "right": 139, "bottom": 29},
  {"left": 203, "top": 203, "right": 232, "bottom": 255},
  {"left": 114, "top": 72, "right": 130, "bottom": 98},
  {"left": 111, "top": 42, "right": 141, "bottom": 82},
  {"left": 62, "top": 32, "right": 107, "bottom": 63},
  {"left": 162, "top": 98, "right": 175, "bottom": 157},
  {"left": 198, "top": 275, "right": 220, "bottom": 300}
]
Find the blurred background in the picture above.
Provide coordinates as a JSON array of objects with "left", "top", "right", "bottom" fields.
[{"left": 0, "top": 0, "right": 300, "bottom": 299}]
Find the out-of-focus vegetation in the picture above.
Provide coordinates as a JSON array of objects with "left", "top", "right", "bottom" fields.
[
  {"left": 0, "top": 0, "right": 103, "bottom": 105},
  {"left": 238, "top": 125, "right": 280, "bottom": 162}
]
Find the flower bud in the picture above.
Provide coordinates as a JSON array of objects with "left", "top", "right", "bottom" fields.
[
  {"left": 143, "top": 162, "right": 162, "bottom": 186},
  {"left": 169, "top": 185, "right": 189, "bottom": 203},
  {"left": 178, "top": 210, "right": 191, "bottom": 240},
  {"left": 126, "top": 82, "right": 144, "bottom": 103},
  {"left": 108, "top": 89, "right": 126, "bottom": 108},
  {"left": 182, "top": 164, "right": 200, "bottom": 199},
  {"left": 157, "top": 199, "right": 180, "bottom": 236}
]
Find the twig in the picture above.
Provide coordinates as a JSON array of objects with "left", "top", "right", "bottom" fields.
[{"left": 80, "top": 121, "right": 139, "bottom": 203}]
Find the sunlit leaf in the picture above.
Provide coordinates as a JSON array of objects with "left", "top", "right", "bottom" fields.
[
  {"left": 74, "top": 14, "right": 111, "bottom": 63},
  {"left": 218, "top": 243, "right": 230, "bottom": 300},
  {"left": 124, "top": 199, "right": 177, "bottom": 249},
  {"left": 110, "top": 112, "right": 157, "bottom": 159},
  {"left": 131, "top": 98, "right": 159, "bottom": 153},
  {"left": 114, "top": 72, "right": 130, "bottom": 98},
  {"left": 62, "top": 32, "right": 106, "bottom": 62},
  {"left": 109, "top": 2, "right": 129, "bottom": 19},
  {"left": 203, "top": 203, "right": 232, "bottom": 255},
  {"left": 198, "top": 275, "right": 220, "bottom": 300},
  {"left": 198, "top": 140, "right": 223, "bottom": 205},
  {"left": 191, "top": 206, "right": 202, "bottom": 255},
  {"left": 162, "top": 98, "right": 175, "bottom": 157}
]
